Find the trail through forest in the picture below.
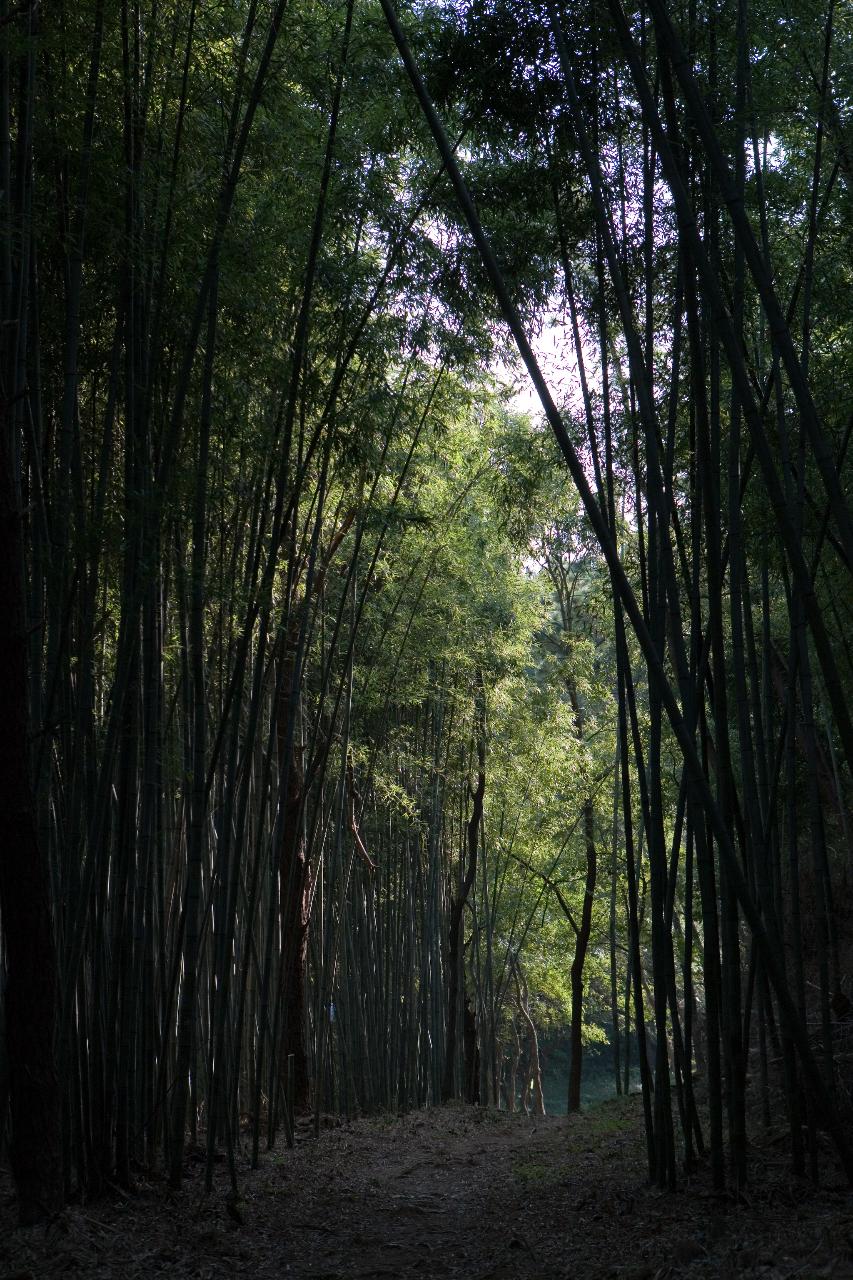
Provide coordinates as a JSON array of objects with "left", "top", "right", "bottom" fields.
[{"left": 3, "top": 1097, "right": 853, "bottom": 1279}]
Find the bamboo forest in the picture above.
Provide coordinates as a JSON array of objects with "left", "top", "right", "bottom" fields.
[{"left": 2, "top": 0, "right": 853, "bottom": 1275}]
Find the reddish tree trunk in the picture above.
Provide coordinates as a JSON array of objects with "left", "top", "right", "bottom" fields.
[
  {"left": 442, "top": 672, "right": 486, "bottom": 1103},
  {"left": 276, "top": 515, "right": 355, "bottom": 1112}
]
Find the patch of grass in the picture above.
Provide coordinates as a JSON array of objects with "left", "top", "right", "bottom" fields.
[
  {"left": 571, "top": 1093, "right": 642, "bottom": 1140},
  {"left": 512, "top": 1159, "right": 552, "bottom": 1186},
  {"left": 587, "top": 1101, "right": 632, "bottom": 1130}
]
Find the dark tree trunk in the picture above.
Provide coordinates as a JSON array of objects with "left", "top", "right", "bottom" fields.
[
  {"left": 463, "top": 999, "right": 480, "bottom": 1104},
  {"left": 0, "top": 410, "right": 63, "bottom": 1224},
  {"left": 568, "top": 793, "right": 597, "bottom": 1113},
  {"left": 280, "top": 776, "right": 311, "bottom": 1112},
  {"left": 0, "top": 0, "right": 62, "bottom": 1218}
]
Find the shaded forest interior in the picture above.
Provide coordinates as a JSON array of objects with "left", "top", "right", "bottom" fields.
[{"left": 2, "top": 0, "right": 853, "bottom": 1253}]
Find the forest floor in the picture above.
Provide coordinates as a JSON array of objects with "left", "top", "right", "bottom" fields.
[{"left": 3, "top": 1094, "right": 853, "bottom": 1279}]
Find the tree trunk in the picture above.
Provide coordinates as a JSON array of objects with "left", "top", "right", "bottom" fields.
[
  {"left": 442, "top": 671, "right": 486, "bottom": 1103},
  {"left": 0, "top": 0, "right": 62, "bottom": 1218},
  {"left": 514, "top": 965, "right": 545, "bottom": 1117},
  {"left": 279, "top": 769, "right": 311, "bottom": 1111},
  {"left": 568, "top": 793, "right": 597, "bottom": 1113},
  {"left": 463, "top": 999, "right": 480, "bottom": 1104},
  {"left": 0, "top": 398, "right": 63, "bottom": 1224}
]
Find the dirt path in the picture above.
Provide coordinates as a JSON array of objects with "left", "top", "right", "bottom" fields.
[{"left": 3, "top": 1097, "right": 853, "bottom": 1278}]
